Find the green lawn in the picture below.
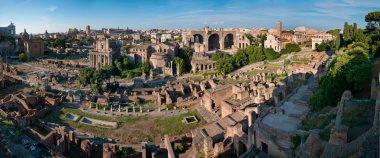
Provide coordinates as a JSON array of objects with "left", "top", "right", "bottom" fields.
[
  {"left": 42, "top": 107, "right": 205, "bottom": 143},
  {"left": 154, "top": 111, "right": 205, "bottom": 136},
  {"left": 43, "top": 107, "right": 147, "bottom": 137}
]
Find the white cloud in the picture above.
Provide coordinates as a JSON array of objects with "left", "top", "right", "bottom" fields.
[{"left": 48, "top": 6, "right": 57, "bottom": 12}]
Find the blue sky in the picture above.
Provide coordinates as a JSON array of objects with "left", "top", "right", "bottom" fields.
[{"left": 0, "top": 0, "right": 379, "bottom": 34}]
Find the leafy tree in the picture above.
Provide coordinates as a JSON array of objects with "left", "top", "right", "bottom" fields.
[
  {"left": 280, "top": 43, "right": 301, "bottom": 54},
  {"left": 335, "top": 34, "right": 342, "bottom": 50},
  {"left": 52, "top": 38, "right": 66, "bottom": 48},
  {"left": 256, "top": 34, "right": 267, "bottom": 46},
  {"left": 343, "top": 22, "right": 354, "bottom": 43},
  {"left": 316, "top": 41, "right": 331, "bottom": 52},
  {"left": 174, "top": 57, "right": 185, "bottom": 75},
  {"left": 212, "top": 45, "right": 280, "bottom": 75},
  {"left": 78, "top": 67, "right": 95, "bottom": 88},
  {"left": 309, "top": 42, "right": 371, "bottom": 111},
  {"left": 215, "top": 58, "right": 234, "bottom": 74},
  {"left": 365, "top": 11, "right": 380, "bottom": 29},
  {"left": 114, "top": 57, "right": 124, "bottom": 74},
  {"left": 244, "top": 33, "right": 255, "bottom": 44},
  {"left": 212, "top": 52, "right": 230, "bottom": 61},
  {"left": 246, "top": 45, "right": 265, "bottom": 63},
  {"left": 353, "top": 29, "right": 371, "bottom": 44},
  {"left": 177, "top": 46, "right": 193, "bottom": 72},
  {"left": 141, "top": 60, "right": 151, "bottom": 74},
  {"left": 327, "top": 29, "right": 341, "bottom": 37},
  {"left": 264, "top": 48, "right": 280, "bottom": 60},
  {"left": 233, "top": 49, "right": 249, "bottom": 67}
]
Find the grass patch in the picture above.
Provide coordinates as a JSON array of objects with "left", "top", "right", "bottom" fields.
[
  {"left": 302, "top": 113, "right": 336, "bottom": 130},
  {"left": 42, "top": 107, "right": 147, "bottom": 137},
  {"left": 342, "top": 105, "right": 372, "bottom": 128},
  {"left": 42, "top": 107, "right": 205, "bottom": 144},
  {"left": 154, "top": 111, "right": 205, "bottom": 136}
]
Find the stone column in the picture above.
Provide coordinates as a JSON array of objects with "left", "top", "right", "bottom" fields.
[
  {"left": 133, "top": 106, "right": 135, "bottom": 112},
  {"left": 205, "top": 34, "right": 209, "bottom": 51},
  {"left": 140, "top": 106, "right": 143, "bottom": 113},
  {"left": 220, "top": 37, "right": 224, "bottom": 50}
]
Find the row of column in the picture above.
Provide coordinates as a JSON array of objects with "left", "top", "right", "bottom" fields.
[
  {"left": 196, "top": 63, "right": 215, "bottom": 71},
  {"left": 89, "top": 53, "right": 111, "bottom": 68}
]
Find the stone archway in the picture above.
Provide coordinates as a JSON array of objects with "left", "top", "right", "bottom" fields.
[
  {"left": 224, "top": 34, "right": 234, "bottom": 49},
  {"left": 208, "top": 34, "right": 220, "bottom": 51},
  {"left": 193, "top": 34, "right": 204, "bottom": 44}
]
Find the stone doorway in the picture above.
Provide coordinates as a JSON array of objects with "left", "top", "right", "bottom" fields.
[{"left": 261, "top": 142, "right": 268, "bottom": 153}]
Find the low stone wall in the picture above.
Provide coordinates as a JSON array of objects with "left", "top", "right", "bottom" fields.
[
  {"left": 320, "top": 127, "right": 376, "bottom": 158},
  {"left": 79, "top": 117, "right": 117, "bottom": 129},
  {"left": 164, "top": 135, "right": 175, "bottom": 158}
]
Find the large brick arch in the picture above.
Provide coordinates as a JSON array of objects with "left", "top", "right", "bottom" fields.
[
  {"left": 224, "top": 33, "right": 234, "bottom": 49},
  {"left": 188, "top": 29, "right": 237, "bottom": 51},
  {"left": 208, "top": 33, "right": 220, "bottom": 50},
  {"left": 193, "top": 34, "right": 204, "bottom": 43}
]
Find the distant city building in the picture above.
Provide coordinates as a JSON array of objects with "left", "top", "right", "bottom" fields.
[
  {"left": 132, "top": 33, "right": 141, "bottom": 41},
  {"left": 161, "top": 33, "right": 172, "bottom": 42},
  {"left": 0, "top": 22, "right": 16, "bottom": 37},
  {"left": 44, "top": 30, "right": 49, "bottom": 39},
  {"left": 311, "top": 32, "right": 334, "bottom": 50},
  {"left": 86, "top": 25, "right": 91, "bottom": 36},
  {"left": 264, "top": 34, "right": 281, "bottom": 52},
  {"left": 128, "top": 44, "right": 154, "bottom": 64},
  {"left": 277, "top": 21, "right": 282, "bottom": 37}
]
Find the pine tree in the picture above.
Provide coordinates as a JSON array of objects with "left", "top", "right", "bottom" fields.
[{"left": 335, "top": 34, "right": 341, "bottom": 50}]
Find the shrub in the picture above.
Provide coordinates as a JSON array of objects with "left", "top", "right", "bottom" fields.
[
  {"left": 291, "top": 135, "right": 301, "bottom": 149},
  {"left": 174, "top": 143, "right": 185, "bottom": 152},
  {"left": 19, "top": 53, "right": 26, "bottom": 62},
  {"left": 319, "top": 129, "right": 331, "bottom": 141}
]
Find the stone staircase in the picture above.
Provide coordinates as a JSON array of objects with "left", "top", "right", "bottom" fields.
[{"left": 196, "top": 104, "right": 219, "bottom": 123}]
